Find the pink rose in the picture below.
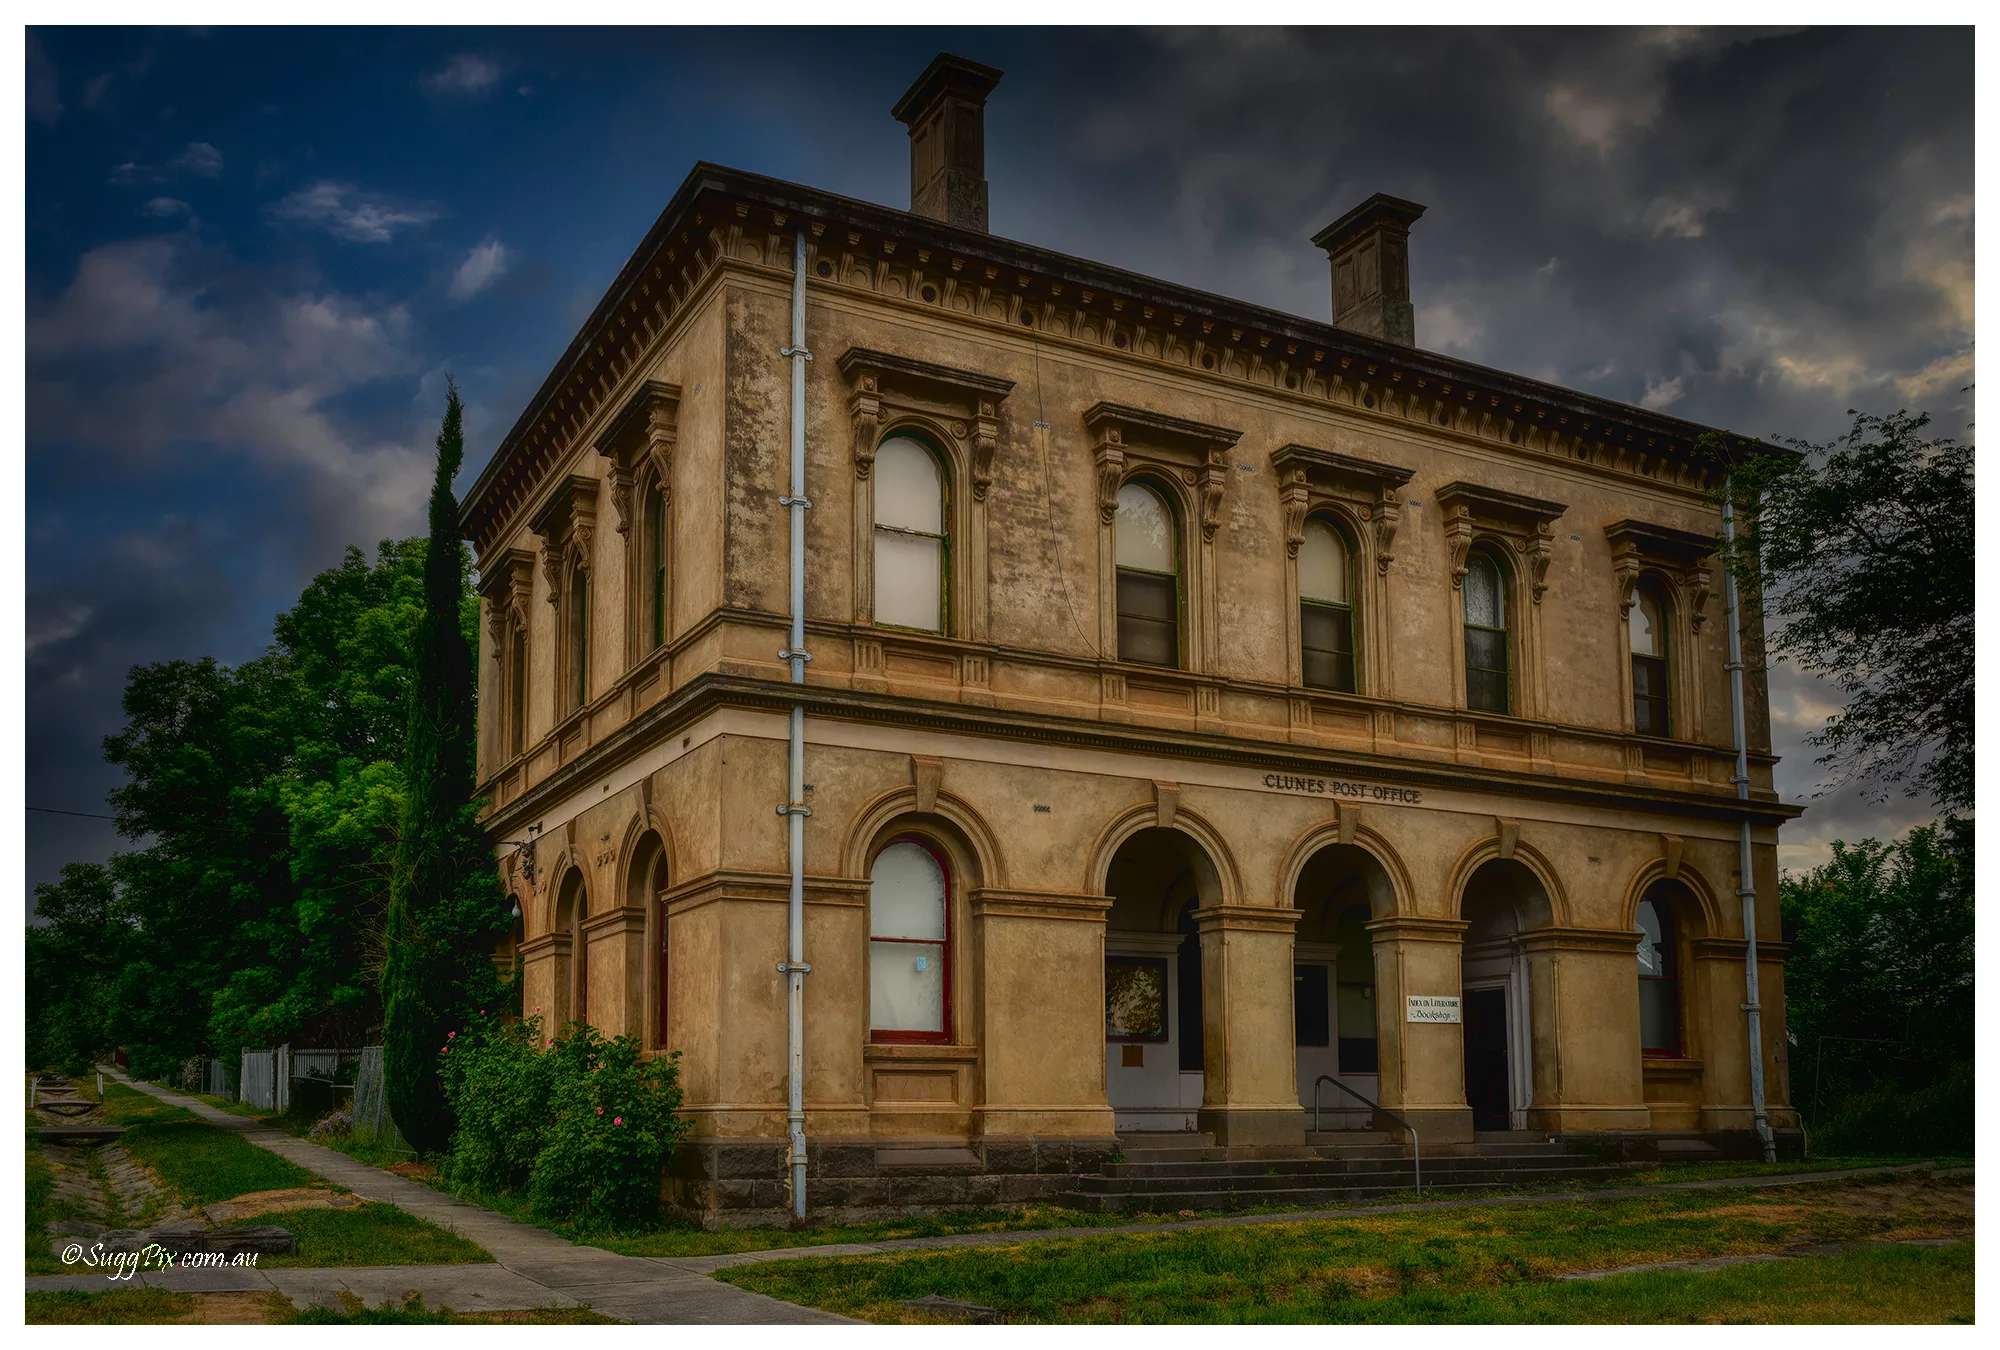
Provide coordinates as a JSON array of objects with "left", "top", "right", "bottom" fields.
[
  {"left": 448, "top": 1032, "right": 456, "bottom": 1039},
  {"left": 596, "top": 1106, "right": 603, "bottom": 1115},
  {"left": 614, "top": 1117, "right": 623, "bottom": 1125}
]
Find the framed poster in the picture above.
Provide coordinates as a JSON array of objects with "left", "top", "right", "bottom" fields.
[{"left": 1105, "top": 956, "right": 1169, "bottom": 1041}]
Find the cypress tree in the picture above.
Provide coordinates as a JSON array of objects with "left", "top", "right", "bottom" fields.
[{"left": 383, "top": 380, "right": 506, "bottom": 1155}]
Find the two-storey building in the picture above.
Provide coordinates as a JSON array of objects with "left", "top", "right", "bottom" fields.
[{"left": 462, "top": 54, "right": 1801, "bottom": 1225}]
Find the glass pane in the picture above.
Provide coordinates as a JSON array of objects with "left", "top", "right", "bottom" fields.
[
  {"left": 1636, "top": 898, "right": 1672, "bottom": 975},
  {"left": 1464, "top": 552, "right": 1504, "bottom": 629},
  {"left": 572, "top": 567, "right": 589, "bottom": 705},
  {"left": 1117, "top": 570, "right": 1179, "bottom": 667},
  {"left": 870, "top": 841, "right": 946, "bottom": 940},
  {"left": 874, "top": 530, "right": 942, "bottom": 631},
  {"left": 874, "top": 438, "right": 943, "bottom": 533},
  {"left": 1639, "top": 978, "right": 1678, "bottom": 1052},
  {"left": 1299, "top": 519, "right": 1350, "bottom": 603},
  {"left": 1115, "top": 482, "right": 1175, "bottom": 572},
  {"left": 871, "top": 940, "right": 944, "bottom": 1032},
  {"left": 1631, "top": 587, "right": 1664, "bottom": 657},
  {"left": 1465, "top": 624, "right": 1508, "bottom": 712},
  {"left": 1302, "top": 603, "right": 1355, "bottom": 691}
]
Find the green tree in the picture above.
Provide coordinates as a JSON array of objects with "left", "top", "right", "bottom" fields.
[
  {"left": 1781, "top": 818, "right": 1972, "bottom": 1152},
  {"left": 27, "top": 863, "right": 132, "bottom": 1073},
  {"left": 1717, "top": 409, "right": 1973, "bottom": 812},
  {"left": 382, "top": 382, "right": 508, "bottom": 1155}
]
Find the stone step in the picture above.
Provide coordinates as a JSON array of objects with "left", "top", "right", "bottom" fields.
[
  {"left": 1101, "top": 1152, "right": 1614, "bottom": 1178},
  {"left": 1076, "top": 1163, "right": 1627, "bottom": 1196},
  {"left": 1054, "top": 1173, "right": 1631, "bottom": 1213}
]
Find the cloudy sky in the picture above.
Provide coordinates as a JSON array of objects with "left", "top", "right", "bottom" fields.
[{"left": 25, "top": 26, "right": 1973, "bottom": 895}]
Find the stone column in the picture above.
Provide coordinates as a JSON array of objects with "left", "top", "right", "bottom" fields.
[
  {"left": 1690, "top": 936, "right": 1754, "bottom": 1132},
  {"left": 971, "top": 890, "right": 1118, "bottom": 1144},
  {"left": 517, "top": 932, "right": 569, "bottom": 1043},
  {"left": 1513, "top": 927, "right": 1651, "bottom": 1132},
  {"left": 1193, "top": 903, "right": 1305, "bottom": 1147},
  {"left": 582, "top": 905, "right": 647, "bottom": 1039},
  {"left": 1366, "top": 915, "right": 1472, "bottom": 1143}
]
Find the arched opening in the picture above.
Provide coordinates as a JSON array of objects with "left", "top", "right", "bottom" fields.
[
  {"left": 1637, "top": 878, "right": 1697, "bottom": 1057},
  {"left": 1459, "top": 858, "right": 1552, "bottom": 1131},
  {"left": 1630, "top": 580, "right": 1670, "bottom": 736},
  {"left": 1292, "top": 844, "right": 1395, "bottom": 1126},
  {"left": 646, "top": 483, "right": 669, "bottom": 651},
  {"left": 873, "top": 435, "right": 948, "bottom": 633},
  {"left": 1115, "top": 481, "right": 1180, "bottom": 668},
  {"left": 628, "top": 832, "right": 669, "bottom": 1050},
  {"left": 1104, "top": 827, "right": 1222, "bottom": 1132},
  {"left": 869, "top": 836, "right": 953, "bottom": 1042},
  {"left": 1463, "top": 547, "right": 1510, "bottom": 713},
  {"left": 553, "top": 867, "right": 589, "bottom": 1033},
  {"left": 1299, "top": 516, "right": 1357, "bottom": 693}
]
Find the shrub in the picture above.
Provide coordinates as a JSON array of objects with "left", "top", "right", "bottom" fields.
[
  {"left": 439, "top": 1011, "right": 689, "bottom": 1227},
  {"left": 308, "top": 1111, "right": 354, "bottom": 1142}
]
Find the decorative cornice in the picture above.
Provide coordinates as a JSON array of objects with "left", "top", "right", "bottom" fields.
[
  {"left": 461, "top": 163, "right": 1794, "bottom": 564},
  {"left": 1271, "top": 443, "right": 1416, "bottom": 570},
  {"left": 1607, "top": 518, "right": 1719, "bottom": 626},
  {"left": 1084, "top": 402, "right": 1241, "bottom": 539},
  {"left": 838, "top": 347, "right": 1013, "bottom": 498},
  {"left": 479, "top": 548, "right": 536, "bottom": 652},
  {"left": 592, "top": 380, "right": 681, "bottom": 534},
  {"left": 1435, "top": 480, "right": 1568, "bottom": 603},
  {"left": 529, "top": 474, "right": 599, "bottom": 598}
]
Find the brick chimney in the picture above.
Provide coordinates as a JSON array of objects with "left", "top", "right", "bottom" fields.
[
  {"left": 1312, "top": 194, "right": 1426, "bottom": 346},
  {"left": 892, "top": 53, "right": 1003, "bottom": 232}
]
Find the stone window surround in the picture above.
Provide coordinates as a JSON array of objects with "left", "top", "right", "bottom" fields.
[
  {"left": 529, "top": 473, "right": 601, "bottom": 723},
  {"left": 1087, "top": 401, "right": 1242, "bottom": 684},
  {"left": 840, "top": 346, "right": 1014, "bottom": 651},
  {"left": 1271, "top": 443, "right": 1415, "bottom": 700},
  {"left": 479, "top": 548, "right": 537, "bottom": 772},
  {"left": 1606, "top": 519, "right": 1717, "bottom": 751},
  {"left": 1435, "top": 480, "right": 1567, "bottom": 721},
  {"left": 593, "top": 379, "right": 682, "bottom": 678}
]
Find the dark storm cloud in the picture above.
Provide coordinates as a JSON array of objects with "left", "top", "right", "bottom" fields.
[{"left": 25, "top": 27, "right": 1971, "bottom": 895}]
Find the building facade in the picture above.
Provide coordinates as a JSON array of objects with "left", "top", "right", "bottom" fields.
[{"left": 462, "top": 55, "right": 1801, "bottom": 1224}]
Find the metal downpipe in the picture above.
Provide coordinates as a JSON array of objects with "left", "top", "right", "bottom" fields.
[
  {"left": 778, "top": 228, "right": 814, "bottom": 1217},
  {"left": 1721, "top": 478, "right": 1777, "bottom": 1162}
]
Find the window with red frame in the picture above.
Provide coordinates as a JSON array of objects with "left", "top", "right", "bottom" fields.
[{"left": 869, "top": 838, "right": 950, "bottom": 1042}]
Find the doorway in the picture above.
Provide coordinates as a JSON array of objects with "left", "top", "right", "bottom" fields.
[
  {"left": 1463, "top": 987, "right": 1510, "bottom": 1131},
  {"left": 1104, "top": 828, "right": 1222, "bottom": 1132}
]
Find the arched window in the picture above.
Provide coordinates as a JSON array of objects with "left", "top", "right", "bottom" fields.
[
  {"left": 653, "top": 853, "right": 671, "bottom": 1048},
  {"left": 873, "top": 436, "right": 947, "bottom": 632},
  {"left": 507, "top": 628, "right": 527, "bottom": 757},
  {"left": 556, "top": 868, "right": 589, "bottom": 1030},
  {"left": 1300, "top": 517, "right": 1355, "bottom": 692},
  {"left": 647, "top": 484, "right": 668, "bottom": 651},
  {"left": 1115, "top": 481, "right": 1179, "bottom": 667},
  {"left": 1637, "top": 894, "right": 1680, "bottom": 1054},
  {"left": 869, "top": 838, "right": 950, "bottom": 1042},
  {"left": 568, "top": 562, "right": 590, "bottom": 713},
  {"left": 1631, "top": 582, "right": 1669, "bottom": 737},
  {"left": 1463, "top": 549, "right": 1509, "bottom": 713}
]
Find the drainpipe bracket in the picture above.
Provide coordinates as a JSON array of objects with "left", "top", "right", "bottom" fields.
[
  {"left": 779, "top": 648, "right": 814, "bottom": 663},
  {"left": 780, "top": 345, "right": 814, "bottom": 361},
  {"left": 779, "top": 495, "right": 814, "bottom": 509},
  {"left": 776, "top": 803, "right": 814, "bottom": 818}
]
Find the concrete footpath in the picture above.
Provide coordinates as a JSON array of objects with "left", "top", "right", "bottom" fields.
[{"left": 28, "top": 1072, "right": 849, "bottom": 1324}]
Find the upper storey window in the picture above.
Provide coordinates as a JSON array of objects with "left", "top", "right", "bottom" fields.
[
  {"left": 647, "top": 484, "right": 669, "bottom": 651},
  {"left": 1299, "top": 517, "right": 1356, "bottom": 693},
  {"left": 873, "top": 436, "right": 947, "bottom": 633},
  {"left": 1630, "top": 582, "right": 1669, "bottom": 737},
  {"left": 1463, "top": 549, "right": 1509, "bottom": 713},
  {"left": 1115, "top": 481, "right": 1179, "bottom": 667},
  {"left": 507, "top": 628, "right": 528, "bottom": 757},
  {"left": 568, "top": 560, "right": 590, "bottom": 714}
]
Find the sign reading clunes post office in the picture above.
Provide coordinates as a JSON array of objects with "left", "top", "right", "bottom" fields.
[
  {"left": 1259, "top": 771, "right": 1422, "bottom": 804},
  {"left": 1405, "top": 995, "right": 1462, "bottom": 1024}
]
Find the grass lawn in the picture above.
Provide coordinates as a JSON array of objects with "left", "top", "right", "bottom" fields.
[
  {"left": 26, "top": 1143, "right": 83, "bottom": 1276},
  {"left": 81, "top": 1085, "right": 491, "bottom": 1269},
  {"left": 500, "top": 1157, "right": 1954, "bottom": 1262},
  {"left": 26, "top": 1289, "right": 612, "bottom": 1325},
  {"left": 719, "top": 1173, "right": 1973, "bottom": 1323}
]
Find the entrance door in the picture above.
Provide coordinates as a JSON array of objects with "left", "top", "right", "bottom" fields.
[{"left": 1463, "top": 987, "right": 1510, "bottom": 1132}]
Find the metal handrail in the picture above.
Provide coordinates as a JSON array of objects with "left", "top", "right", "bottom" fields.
[{"left": 1314, "top": 1074, "right": 1421, "bottom": 1197}]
